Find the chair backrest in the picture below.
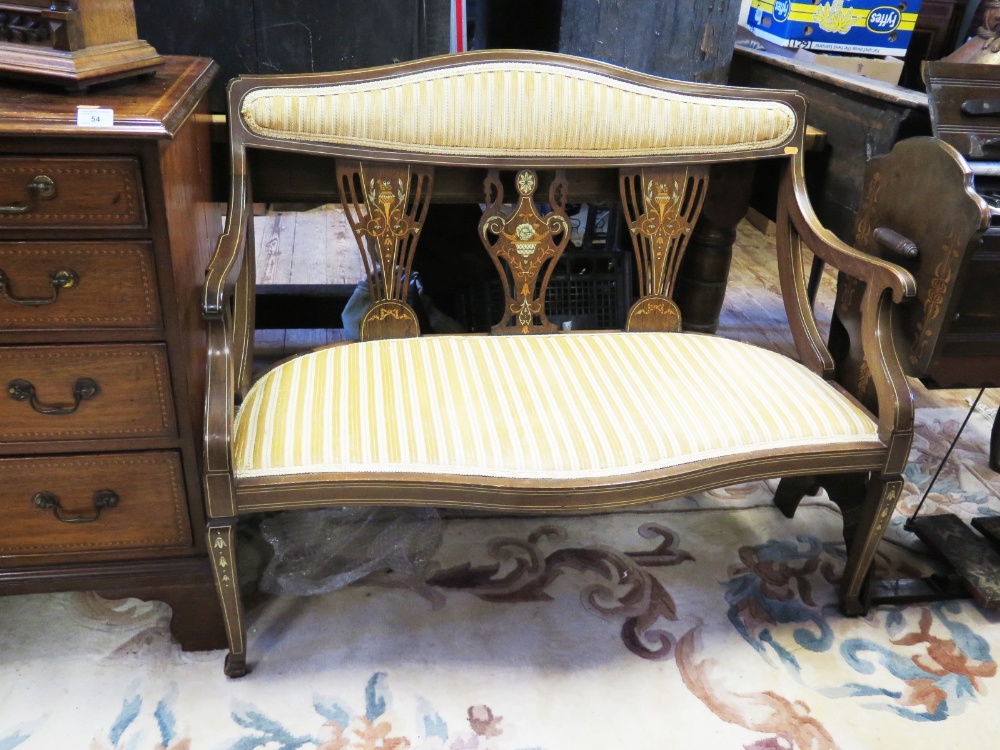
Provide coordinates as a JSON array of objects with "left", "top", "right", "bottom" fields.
[
  {"left": 231, "top": 51, "right": 803, "bottom": 165},
  {"left": 217, "top": 50, "right": 806, "bottom": 340}
]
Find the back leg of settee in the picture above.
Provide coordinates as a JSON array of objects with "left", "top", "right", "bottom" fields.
[{"left": 771, "top": 475, "right": 821, "bottom": 518}]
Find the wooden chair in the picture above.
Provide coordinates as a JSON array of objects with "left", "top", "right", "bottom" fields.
[{"left": 203, "top": 50, "right": 916, "bottom": 676}]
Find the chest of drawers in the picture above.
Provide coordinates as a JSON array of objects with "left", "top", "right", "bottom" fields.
[{"left": 0, "top": 57, "right": 225, "bottom": 650}]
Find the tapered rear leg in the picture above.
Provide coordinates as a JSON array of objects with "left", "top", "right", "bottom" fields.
[
  {"left": 208, "top": 520, "right": 248, "bottom": 677},
  {"left": 772, "top": 475, "right": 821, "bottom": 518},
  {"left": 821, "top": 472, "right": 904, "bottom": 616}
]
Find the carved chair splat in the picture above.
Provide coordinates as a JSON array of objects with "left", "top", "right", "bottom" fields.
[
  {"left": 479, "top": 168, "right": 571, "bottom": 334},
  {"left": 620, "top": 166, "right": 709, "bottom": 332},
  {"left": 337, "top": 160, "right": 434, "bottom": 341}
]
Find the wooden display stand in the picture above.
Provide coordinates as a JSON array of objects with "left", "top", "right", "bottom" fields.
[{"left": 0, "top": 0, "right": 162, "bottom": 90}]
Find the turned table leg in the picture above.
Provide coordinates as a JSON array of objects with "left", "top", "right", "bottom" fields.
[{"left": 674, "top": 162, "right": 755, "bottom": 333}]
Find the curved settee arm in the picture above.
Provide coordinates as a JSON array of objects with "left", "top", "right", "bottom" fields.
[
  {"left": 776, "top": 154, "right": 915, "bottom": 471},
  {"left": 784, "top": 154, "right": 915, "bottom": 304},
  {"left": 201, "top": 142, "right": 253, "bottom": 518},
  {"left": 203, "top": 152, "right": 250, "bottom": 321}
]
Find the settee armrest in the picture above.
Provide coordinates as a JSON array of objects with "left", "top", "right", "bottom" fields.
[
  {"left": 203, "top": 151, "right": 251, "bottom": 321},
  {"left": 776, "top": 153, "right": 915, "bottom": 468},
  {"left": 201, "top": 145, "right": 254, "bottom": 518},
  {"left": 203, "top": 224, "right": 245, "bottom": 320}
]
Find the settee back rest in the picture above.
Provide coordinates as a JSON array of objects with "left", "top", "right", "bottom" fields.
[
  {"left": 211, "top": 52, "right": 806, "bottom": 355},
  {"left": 233, "top": 53, "right": 803, "bottom": 165}
]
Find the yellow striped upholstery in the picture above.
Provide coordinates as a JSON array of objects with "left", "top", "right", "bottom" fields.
[
  {"left": 232, "top": 333, "right": 879, "bottom": 481},
  {"left": 239, "top": 61, "right": 797, "bottom": 158}
]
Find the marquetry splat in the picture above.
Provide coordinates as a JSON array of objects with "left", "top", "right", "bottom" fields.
[
  {"left": 337, "top": 160, "right": 433, "bottom": 341},
  {"left": 479, "top": 169, "right": 571, "bottom": 334},
  {"left": 620, "top": 166, "right": 709, "bottom": 332}
]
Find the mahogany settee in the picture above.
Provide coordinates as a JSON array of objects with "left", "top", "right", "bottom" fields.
[{"left": 202, "top": 50, "right": 916, "bottom": 676}]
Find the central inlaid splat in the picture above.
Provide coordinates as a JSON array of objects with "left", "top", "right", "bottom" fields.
[{"left": 479, "top": 169, "right": 570, "bottom": 334}]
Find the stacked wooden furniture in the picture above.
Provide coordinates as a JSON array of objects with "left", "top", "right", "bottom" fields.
[
  {"left": 836, "top": 63, "right": 1000, "bottom": 468},
  {"left": 0, "top": 56, "right": 224, "bottom": 650},
  {"left": 205, "top": 50, "right": 918, "bottom": 676},
  {"left": 915, "top": 61, "right": 1000, "bottom": 394},
  {"left": 828, "top": 63, "right": 1000, "bottom": 604}
]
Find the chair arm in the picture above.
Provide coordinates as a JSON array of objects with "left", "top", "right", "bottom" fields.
[
  {"left": 776, "top": 156, "right": 915, "bottom": 470},
  {"left": 784, "top": 156, "right": 915, "bottom": 304},
  {"left": 203, "top": 312, "right": 238, "bottom": 518},
  {"left": 203, "top": 154, "right": 251, "bottom": 320},
  {"left": 203, "top": 228, "right": 246, "bottom": 319}
]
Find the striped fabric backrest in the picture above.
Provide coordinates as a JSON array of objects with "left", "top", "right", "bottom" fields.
[{"left": 229, "top": 50, "right": 804, "bottom": 166}]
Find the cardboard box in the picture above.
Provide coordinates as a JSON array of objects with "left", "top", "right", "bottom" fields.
[
  {"left": 794, "top": 48, "right": 905, "bottom": 84},
  {"left": 746, "top": 0, "right": 921, "bottom": 57}
]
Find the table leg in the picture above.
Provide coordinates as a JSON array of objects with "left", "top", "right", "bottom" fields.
[{"left": 674, "top": 162, "right": 755, "bottom": 333}]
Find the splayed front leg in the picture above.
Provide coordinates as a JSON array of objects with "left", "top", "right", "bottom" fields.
[{"left": 208, "top": 520, "right": 249, "bottom": 677}]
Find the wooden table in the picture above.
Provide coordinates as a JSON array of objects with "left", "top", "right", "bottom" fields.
[{"left": 0, "top": 56, "right": 226, "bottom": 650}]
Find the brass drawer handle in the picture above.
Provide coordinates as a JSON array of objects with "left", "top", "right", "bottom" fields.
[
  {"left": 7, "top": 376, "right": 99, "bottom": 415},
  {"left": 0, "top": 175, "right": 56, "bottom": 215},
  {"left": 0, "top": 268, "right": 79, "bottom": 306},
  {"left": 33, "top": 489, "right": 120, "bottom": 524}
]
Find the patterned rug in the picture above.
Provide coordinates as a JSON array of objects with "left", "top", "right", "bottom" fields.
[
  {"left": 2, "top": 399, "right": 999, "bottom": 750},
  {"left": 4, "top": 218, "right": 1000, "bottom": 749}
]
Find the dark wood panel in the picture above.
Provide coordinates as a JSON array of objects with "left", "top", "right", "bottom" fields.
[
  {"left": 135, "top": 0, "right": 451, "bottom": 112},
  {"left": 950, "top": 244, "right": 1000, "bottom": 336},
  {"left": 925, "top": 62, "right": 1000, "bottom": 160},
  {"left": 253, "top": 0, "right": 449, "bottom": 74},
  {"left": 558, "top": 0, "right": 742, "bottom": 83},
  {"left": 471, "top": 0, "right": 562, "bottom": 51},
  {"left": 899, "top": 0, "right": 970, "bottom": 91},
  {"left": 134, "top": 0, "right": 257, "bottom": 113}
]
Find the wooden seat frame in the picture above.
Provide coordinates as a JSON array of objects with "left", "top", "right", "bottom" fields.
[{"left": 202, "top": 50, "right": 916, "bottom": 677}]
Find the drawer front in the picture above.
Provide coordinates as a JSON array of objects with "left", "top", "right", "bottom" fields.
[
  {"left": 0, "top": 157, "right": 146, "bottom": 230},
  {"left": 0, "top": 452, "right": 192, "bottom": 556},
  {"left": 0, "top": 343, "right": 176, "bottom": 443},
  {"left": 0, "top": 241, "right": 160, "bottom": 330}
]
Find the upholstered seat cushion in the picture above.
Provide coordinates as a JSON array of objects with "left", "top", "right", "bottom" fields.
[{"left": 232, "top": 332, "right": 880, "bottom": 482}]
